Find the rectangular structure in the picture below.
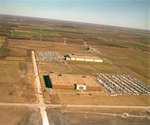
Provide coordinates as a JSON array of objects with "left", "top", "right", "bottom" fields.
[
  {"left": 66, "top": 53, "right": 103, "bottom": 62},
  {"left": 76, "top": 84, "right": 86, "bottom": 90},
  {"left": 76, "top": 58, "right": 84, "bottom": 61},
  {"left": 49, "top": 74, "right": 101, "bottom": 90}
]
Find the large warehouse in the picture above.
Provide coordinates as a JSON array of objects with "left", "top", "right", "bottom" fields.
[
  {"left": 48, "top": 74, "right": 101, "bottom": 90},
  {"left": 66, "top": 53, "right": 103, "bottom": 62}
]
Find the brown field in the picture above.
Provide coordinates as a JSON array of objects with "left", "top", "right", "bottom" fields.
[
  {"left": 0, "top": 106, "right": 28, "bottom": 125},
  {"left": 52, "top": 89, "right": 108, "bottom": 97},
  {"left": 58, "top": 94, "right": 150, "bottom": 106},
  {"left": 46, "top": 108, "right": 150, "bottom": 125},
  {"left": 38, "top": 64, "right": 70, "bottom": 73},
  {"left": 67, "top": 61, "right": 122, "bottom": 75},
  {"left": 0, "top": 106, "right": 42, "bottom": 125},
  {"left": 0, "top": 39, "right": 37, "bottom": 103},
  {"left": 97, "top": 45, "right": 150, "bottom": 84},
  {"left": 59, "top": 107, "right": 145, "bottom": 113},
  {"left": 0, "top": 37, "right": 6, "bottom": 47}
]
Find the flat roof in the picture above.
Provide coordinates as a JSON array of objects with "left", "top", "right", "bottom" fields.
[
  {"left": 49, "top": 74, "right": 99, "bottom": 87},
  {"left": 68, "top": 54, "right": 102, "bottom": 60}
]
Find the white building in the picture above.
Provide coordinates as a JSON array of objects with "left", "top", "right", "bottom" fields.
[
  {"left": 76, "top": 84, "right": 86, "bottom": 90},
  {"left": 66, "top": 54, "right": 103, "bottom": 62}
]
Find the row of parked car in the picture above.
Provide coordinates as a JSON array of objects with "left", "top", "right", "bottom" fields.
[
  {"left": 36, "top": 51, "right": 65, "bottom": 65},
  {"left": 94, "top": 73, "right": 150, "bottom": 95}
]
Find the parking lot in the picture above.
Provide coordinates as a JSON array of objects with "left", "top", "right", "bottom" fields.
[
  {"left": 94, "top": 73, "right": 150, "bottom": 96},
  {"left": 35, "top": 51, "right": 65, "bottom": 65}
]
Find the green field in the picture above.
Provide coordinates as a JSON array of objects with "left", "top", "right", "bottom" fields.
[
  {"left": 139, "top": 39, "right": 150, "bottom": 45},
  {"left": 15, "top": 26, "right": 82, "bottom": 35},
  {"left": 12, "top": 30, "right": 58, "bottom": 36},
  {"left": 12, "top": 31, "right": 39, "bottom": 36}
]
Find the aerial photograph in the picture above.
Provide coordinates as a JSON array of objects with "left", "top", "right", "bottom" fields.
[{"left": 0, "top": 0, "right": 149, "bottom": 125}]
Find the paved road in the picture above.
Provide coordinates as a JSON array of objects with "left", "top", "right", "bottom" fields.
[
  {"left": 40, "top": 106, "right": 49, "bottom": 125},
  {"left": 32, "top": 51, "right": 49, "bottom": 125}
]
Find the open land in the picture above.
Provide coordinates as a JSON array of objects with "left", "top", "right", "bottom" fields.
[
  {"left": 46, "top": 108, "right": 150, "bottom": 125},
  {"left": 0, "top": 106, "right": 42, "bottom": 125},
  {"left": 0, "top": 14, "right": 150, "bottom": 124}
]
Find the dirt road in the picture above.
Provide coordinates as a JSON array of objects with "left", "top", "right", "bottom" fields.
[
  {"left": 0, "top": 102, "right": 149, "bottom": 109},
  {"left": 0, "top": 40, "right": 8, "bottom": 50},
  {"left": 32, "top": 51, "right": 44, "bottom": 104}
]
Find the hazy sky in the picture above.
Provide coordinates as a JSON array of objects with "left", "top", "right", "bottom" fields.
[{"left": 0, "top": 0, "right": 149, "bottom": 30}]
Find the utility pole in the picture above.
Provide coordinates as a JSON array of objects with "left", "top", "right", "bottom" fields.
[
  {"left": 40, "top": 26, "right": 42, "bottom": 41},
  {"left": 64, "top": 38, "right": 66, "bottom": 45}
]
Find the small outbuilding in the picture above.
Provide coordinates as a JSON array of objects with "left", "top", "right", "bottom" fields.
[{"left": 76, "top": 84, "right": 86, "bottom": 90}]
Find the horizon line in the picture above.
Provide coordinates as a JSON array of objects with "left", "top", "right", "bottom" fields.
[{"left": 0, "top": 13, "right": 149, "bottom": 32}]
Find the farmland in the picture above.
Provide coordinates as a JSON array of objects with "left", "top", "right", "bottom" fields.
[
  {"left": 0, "top": 15, "right": 149, "bottom": 101},
  {"left": 11, "top": 25, "right": 82, "bottom": 37},
  {"left": 0, "top": 14, "right": 150, "bottom": 124}
]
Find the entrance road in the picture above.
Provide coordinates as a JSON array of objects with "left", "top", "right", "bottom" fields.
[
  {"left": 32, "top": 51, "right": 44, "bottom": 104},
  {"left": 32, "top": 51, "right": 49, "bottom": 125}
]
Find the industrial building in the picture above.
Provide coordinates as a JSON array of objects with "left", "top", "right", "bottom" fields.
[
  {"left": 65, "top": 53, "right": 103, "bottom": 62},
  {"left": 48, "top": 74, "right": 101, "bottom": 90}
]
